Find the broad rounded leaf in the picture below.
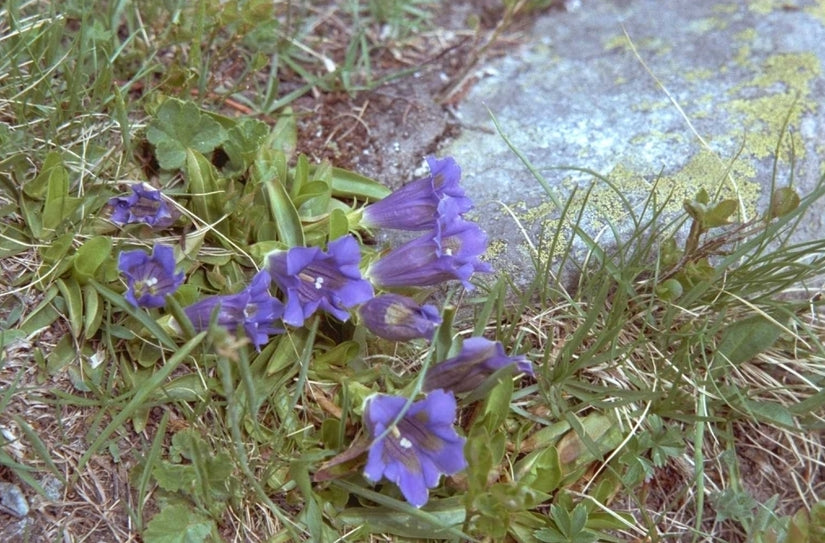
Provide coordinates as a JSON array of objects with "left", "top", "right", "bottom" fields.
[{"left": 769, "top": 187, "right": 801, "bottom": 219}]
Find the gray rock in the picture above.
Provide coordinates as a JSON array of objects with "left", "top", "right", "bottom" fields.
[
  {"left": 444, "top": 0, "right": 825, "bottom": 285},
  {"left": 0, "top": 481, "right": 29, "bottom": 518}
]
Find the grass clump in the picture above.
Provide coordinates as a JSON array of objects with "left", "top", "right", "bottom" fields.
[{"left": 1, "top": 1, "right": 825, "bottom": 542}]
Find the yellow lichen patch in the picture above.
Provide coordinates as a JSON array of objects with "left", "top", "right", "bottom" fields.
[
  {"left": 603, "top": 35, "right": 672, "bottom": 57},
  {"left": 733, "top": 28, "right": 757, "bottom": 67},
  {"left": 734, "top": 28, "right": 757, "bottom": 42},
  {"left": 630, "top": 99, "right": 671, "bottom": 112},
  {"left": 688, "top": 17, "right": 729, "bottom": 33},
  {"left": 725, "top": 53, "right": 820, "bottom": 160},
  {"left": 748, "top": 0, "right": 784, "bottom": 15},
  {"left": 578, "top": 150, "right": 761, "bottom": 227},
  {"left": 734, "top": 44, "right": 753, "bottom": 67},
  {"left": 523, "top": 199, "right": 559, "bottom": 224},
  {"left": 684, "top": 68, "right": 714, "bottom": 83},
  {"left": 742, "top": 53, "right": 820, "bottom": 90},
  {"left": 604, "top": 34, "right": 630, "bottom": 52},
  {"left": 712, "top": 3, "right": 739, "bottom": 15},
  {"left": 726, "top": 95, "right": 809, "bottom": 160},
  {"left": 486, "top": 239, "right": 506, "bottom": 260}
]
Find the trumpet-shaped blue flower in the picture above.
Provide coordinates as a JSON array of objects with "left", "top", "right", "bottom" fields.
[
  {"left": 423, "top": 337, "right": 533, "bottom": 394},
  {"left": 367, "top": 217, "right": 491, "bottom": 289},
  {"left": 267, "top": 235, "right": 374, "bottom": 327},
  {"left": 359, "top": 294, "right": 441, "bottom": 341},
  {"left": 361, "top": 156, "right": 472, "bottom": 231},
  {"left": 183, "top": 271, "right": 284, "bottom": 350},
  {"left": 363, "top": 390, "right": 467, "bottom": 507},
  {"left": 118, "top": 244, "right": 184, "bottom": 308},
  {"left": 108, "top": 183, "right": 176, "bottom": 228}
]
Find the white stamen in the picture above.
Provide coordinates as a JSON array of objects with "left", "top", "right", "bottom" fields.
[
  {"left": 145, "top": 277, "right": 159, "bottom": 287},
  {"left": 444, "top": 248, "right": 453, "bottom": 256},
  {"left": 399, "top": 437, "right": 413, "bottom": 449},
  {"left": 314, "top": 276, "right": 324, "bottom": 289}
]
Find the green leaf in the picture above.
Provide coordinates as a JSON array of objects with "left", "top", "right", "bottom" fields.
[
  {"left": 715, "top": 315, "right": 784, "bottom": 366},
  {"left": 769, "top": 186, "right": 801, "bottom": 219},
  {"left": 146, "top": 99, "right": 227, "bottom": 170},
  {"left": 40, "top": 157, "right": 80, "bottom": 230},
  {"left": 704, "top": 199, "right": 737, "bottom": 228},
  {"left": 254, "top": 150, "right": 304, "bottom": 247},
  {"left": 291, "top": 153, "right": 309, "bottom": 199},
  {"left": 655, "top": 278, "right": 684, "bottom": 301},
  {"left": 185, "top": 149, "right": 225, "bottom": 227},
  {"left": 23, "top": 152, "right": 63, "bottom": 200},
  {"left": 43, "top": 192, "right": 82, "bottom": 231},
  {"left": 329, "top": 167, "right": 390, "bottom": 200},
  {"left": 515, "top": 446, "right": 562, "bottom": 494},
  {"left": 222, "top": 118, "right": 268, "bottom": 172},
  {"left": 811, "top": 501, "right": 825, "bottom": 540},
  {"left": 557, "top": 413, "right": 623, "bottom": 481},
  {"left": 0, "top": 223, "right": 29, "bottom": 258},
  {"left": 19, "top": 285, "right": 60, "bottom": 336},
  {"left": 19, "top": 195, "right": 43, "bottom": 240},
  {"left": 329, "top": 208, "right": 349, "bottom": 240},
  {"left": 741, "top": 399, "right": 795, "bottom": 428},
  {"left": 72, "top": 236, "right": 112, "bottom": 283},
  {"left": 337, "top": 497, "right": 466, "bottom": 539},
  {"left": 143, "top": 504, "right": 215, "bottom": 543},
  {"left": 267, "top": 108, "right": 297, "bottom": 158},
  {"left": 41, "top": 232, "right": 74, "bottom": 264},
  {"left": 333, "top": 480, "right": 472, "bottom": 540},
  {"left": 165, "top": 429, "right": 233, "bottom": 504},
  {"left": 481, "top": 373, "right": 513, "bottom": 431},
  {"left": 55, "top": 278, "right": 83, "bottom": 337},
  {"left": 46, "top": 335, "right": 77, "bottom": 374},
  {"left": 0, "top": 330, "right": 25, "bottom": 350}
]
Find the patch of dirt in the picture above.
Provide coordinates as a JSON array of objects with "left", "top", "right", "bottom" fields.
[{"left": 288, "top": 0, "right": 549, "bottom": 189}]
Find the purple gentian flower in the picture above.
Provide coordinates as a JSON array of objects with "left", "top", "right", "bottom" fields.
[
  {"left": 363, "top": 390, "right": 467, "bottom": 507},
  {"left": 183, "top": 271, "right": 284, "bottom": 350},
  {"left": 367, "top": 217, "right": 492, "bottom": 289},
  {"left": 423, "top": 337, "right": 533, "bottom": 394},
  {"left": 108, "top": 183, "right": 176, "bottom": 228},
  {"left": 267, "top": 235, "right": 374, "bottom": 327},
  {"left": 361, "top": 156, "right": 473, "bottom": 231},
  {"left": 118, "top": 244, "right": 184, "bottom": 308},
  {"left": 359, "top": 294, "right": 441, "bottom": 341}
]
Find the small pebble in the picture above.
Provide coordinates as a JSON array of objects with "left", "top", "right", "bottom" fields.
[{"left": 0, "top": 482, "right": 29, "bottom": 518}]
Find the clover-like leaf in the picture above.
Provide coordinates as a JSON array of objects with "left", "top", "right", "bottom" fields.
[
  {"left": 223, "top": 118, "right": 269, "bottom": 172},
  {"left": 143, "top": 504, "right": 215, "bottom": 543},
  {"left": 146, "top": 99, "right": 227, "bottom": 170}
]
